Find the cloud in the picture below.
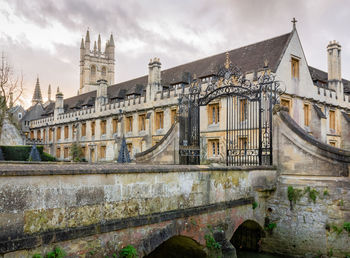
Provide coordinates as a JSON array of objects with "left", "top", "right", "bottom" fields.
[{"left": 0, "top": 0, "right": 350, "bottom": 108}]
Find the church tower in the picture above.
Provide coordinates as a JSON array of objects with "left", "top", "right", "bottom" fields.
[
  {"left": 32, "top": 77, "right": 43, "bottom": 105},
  {"left": 79, "top": 29, "right": 115, "bottom": 94}
]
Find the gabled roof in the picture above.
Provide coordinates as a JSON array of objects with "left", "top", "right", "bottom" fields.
[{"left": 42, "top": 31, "right": 293, "bottom": 115}]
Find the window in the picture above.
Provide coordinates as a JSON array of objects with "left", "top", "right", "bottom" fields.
[
  {"left": 139, "top": 114, "right": 146, "bottom": 131},
  {"left": 64, "top": 147, "right": 69, "bottom": 159},
  {"left": 100, "top": 145, "right": 106, "bottom": 159},
  {"left": 112, "top": 118, "right": 118, "bottom": 134},
  {"left": 49, "top": 128, "right": 53, "bottom": 141},
  {"left": 291, "top": 57, "right": 299, "bottom": 79},
  {"left": 81, "top": 123, "right": 86, "bottom": 137},
  {"left": 91, "top": 121, "right": 95, "bottom": 136},
  {"left": 127, "top": 143, "right": 132, "bottom": 155},
  {"left": 126, "top": 116, "right": 133, "bottom": 132},
  {"left": 100, "top": 120, "right": 107, "bottom": 135},
  {"left": 37, "top": 130, "right": 41, "bottom": 140},
  {"left": 156, "top": 111, "right": 164, "bottom": 130},
  {"left": 208, "top": 103, "right": 220, "bottom": 124},
  {"left": 81, "top": 146, "right": 86, "bottom": 158},
  {"left": 240, "top": 99, "right": 248, "bottom": 121},
  {"left": 281, "top": 98, "right": 291, "bottom": 114},
  {"left": 30, "top": 131, "right": 34, "bottom": 139},
  {"left": 101, "top": 66, "right": 107, "bottom": 78},
  {"left": 18, "top": 113, "right": 22, "bottom": 119},
  {"left": 64, "top": 125, "right": 69, "bottom": 139},
  {"left": 57, "top": 127, "right": 61, "bottom": 140},
  {"left": 56, "top": 147, "right": 61, "bottom": 158},
  {"left": 329, "top": 110, "right": 335, "bottom": 130},
  {"left": 304, "top": 104, "right": 310, "bottom": 126},
  {"left": 208, "top": 139, "right": 220, "bottom": 157},
  {"left": 329, "top": 141, "right": 336, "bottom": 147},
  {"left": 43, "top": 129, "right": 46, "bottom": 142},
  {"left": 90, "top": 65, "right": 96, "bottom": 83},
  {"left": 171, "top": 109, "right": 177, "bottom": 124}
]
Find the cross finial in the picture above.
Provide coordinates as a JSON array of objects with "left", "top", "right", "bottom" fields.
[
  {"left": 225, "top": 51, "right": 231, "bottom": 69},
  {"left": 291, "top": 17, "right": 297, "bottom": 30}
]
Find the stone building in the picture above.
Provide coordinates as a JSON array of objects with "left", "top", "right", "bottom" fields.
[{"left": 26, "top": 24, "right": 350, "bottom": 162}]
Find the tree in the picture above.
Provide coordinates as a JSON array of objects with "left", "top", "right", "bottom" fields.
[
  {"left": 0, "top": 52, "right": 23, "bottom": 111},
  {"left": 70, "top": 142, "right": 83, "bottom": 162}
]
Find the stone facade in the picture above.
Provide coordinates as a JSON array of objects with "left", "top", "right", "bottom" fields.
[{"left": 26, "top": 26, "right": 350, "bottom": 163}]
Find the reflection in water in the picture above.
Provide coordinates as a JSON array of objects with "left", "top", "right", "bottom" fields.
[{"left": 237, "top": 250, "right": 285, "bottom": 258}]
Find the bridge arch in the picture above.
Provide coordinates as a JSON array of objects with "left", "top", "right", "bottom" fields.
[
  {"left": 144, "top": 235, "right": 206, "bottom": 258},
  {"left": 231, "top": 219, "right": 265, "bottom": 253}
]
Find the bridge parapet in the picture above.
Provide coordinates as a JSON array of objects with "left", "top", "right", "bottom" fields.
[{"left": 0, "top": 164, "right": 276, "bottom": 256}]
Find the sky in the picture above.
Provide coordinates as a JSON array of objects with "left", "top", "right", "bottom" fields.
[{"left": 1, "top": 0, "right": 350, "bottom": 108}]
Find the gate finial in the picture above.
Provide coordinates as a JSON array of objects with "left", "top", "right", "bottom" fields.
[{"left": 225, "top": 52, "right": 231, "bottom": 69}]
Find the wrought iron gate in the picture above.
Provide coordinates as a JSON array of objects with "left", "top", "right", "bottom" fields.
[{"left": 179, "top": 54, "right": 281, "bottom": 166}]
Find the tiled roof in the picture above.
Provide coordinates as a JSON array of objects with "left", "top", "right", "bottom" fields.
[
  {"left": 42, "top": 32, "right": 293, "bottom": 115},
  {"left": 309, "top": 66, "right": 350, "bottom": 94}
]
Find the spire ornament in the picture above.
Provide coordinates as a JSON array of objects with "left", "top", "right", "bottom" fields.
[{"left": 225, "top": 51, "right": 231, "bottom": 69}]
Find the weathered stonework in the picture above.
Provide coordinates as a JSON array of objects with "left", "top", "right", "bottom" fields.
[{"left": 0, "top": 164, "right": 276, "bottom": 257}]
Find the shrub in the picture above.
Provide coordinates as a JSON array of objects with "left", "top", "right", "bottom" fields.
[
  {"left": 70, "top": 143, "right": 83, "bottom": 162},
  {"left": 287, "top": 186, "right": 303, "bottom": 210},
  {"left": 119, "top": 245, "right": 138, "bottom": 258},
  {"left": 252, "top": 201, "right": 258, "bottom": 209},
  {"left": 304, "top": 186, "right": 319, "bottom": 203},
  {"left": 46, "top": 246, "right": 66, "bottom": 258},
  {"left": 41, "top": 152, "right": 57, "bottom": 162},
  {"left": 0, "top": 145, "right": 56, "bottom": 162},
  {"left": 1, "top": 145, "right": 43, "bottom": 161},
  {"left": 344, "top": 222, "right": 350, "bottom": 235}
]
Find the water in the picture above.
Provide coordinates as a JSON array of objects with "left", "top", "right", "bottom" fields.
[{"left": 237, "top": 250, "right": 286, "bottom": 258}]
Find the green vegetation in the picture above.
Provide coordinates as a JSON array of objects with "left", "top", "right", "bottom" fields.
[
  {"left": 287, "top": 186, "right": 303, "bottom": 209},
  {"left": 331, "top": 224, "right": 343, "bottom": 235},
  {"left": 304, "top": 186, "right": 319, "bottom": 203},
  {"left": 0, "top": 145, "right": 56, "bottom": 161},
  {"left": 265, "top": 223, "right": 277, "bottom": 231},
  {"left": 70, "top": 142, "right": 84, "bottom": 162},
  {"left": 252, "top": 201, "right": 258, "bottom": 210},
  {"left": 328, "top": 248, "right": 333, "bottom": 257},
  {"left": 344, "top": 222, "right": 350, "bottom": 235},
  {"left": 204, "top": 233, "right": 221, "bottom": 251},
  {"left": 119, "top": 245, "right": 138, "bottom": 258},
  {"left": 32, "top": 254, "right": 43, "bottom": 258},
  {"left": 323, "top": 189, "right": 329, "bottom": 196},
  {"left": 46, "top": 247, "right": 66, "bottom": 258},
  {"left": 340, "top": 199, "right": 344, "bottom": 206}
]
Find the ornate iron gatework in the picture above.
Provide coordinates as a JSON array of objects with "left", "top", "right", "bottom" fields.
[{"left": 178, "top": 53, "right": 282, "bottom": 166}]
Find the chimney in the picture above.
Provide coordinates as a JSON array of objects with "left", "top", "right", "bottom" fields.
[
  {"left": 327, "top": 40, "right": 343, "bottom": 96},
  {"left": 54, "top": 87, "right": 64, "bottom": 119},
  {"left": 147, "top": 57, "right": 162, "bottom": 101},
  {"left": 96, "top": 79, "right": 108, "bottom": 107}
]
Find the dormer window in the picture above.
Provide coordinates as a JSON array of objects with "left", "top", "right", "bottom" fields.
[{"left": 291, "top": 57, "right": 300, "bottom": 79}]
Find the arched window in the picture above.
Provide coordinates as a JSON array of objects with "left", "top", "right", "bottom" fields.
[
  {"left": 90, "top": 65, "right": 96, "bottom": 83},
  {"left": 101, "top": 66, "right": 107, "bottom": 78}
]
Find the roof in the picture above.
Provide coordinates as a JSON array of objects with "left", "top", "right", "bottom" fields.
[
  {"left": 39, "top": 32, "right": 292, "bottom": 116},
  {"left": 309, "top": 66, "right": 350, "bottom": 93}
]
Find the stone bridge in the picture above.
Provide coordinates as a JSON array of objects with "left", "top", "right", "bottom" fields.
[
  {"left": 0, "top": 163, "right": 276, "bottom": 257},
  {"left": 1, "top": 110, "right": 350, "bottom": 257}
]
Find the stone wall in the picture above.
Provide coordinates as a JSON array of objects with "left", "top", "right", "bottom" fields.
[
  {"left": 261, "top": 111, "right": 350, "bottom": 257},
  {"left": 0, "top": 164, "right": 276, "bottom": 257}
]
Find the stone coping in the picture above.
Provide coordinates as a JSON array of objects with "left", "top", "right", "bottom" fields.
[
  {"left": 279, "top": 110, "right": 350, "bottom": 163},
  {"left": 0, "top": 163, "right": 276, "bottom": 176}
]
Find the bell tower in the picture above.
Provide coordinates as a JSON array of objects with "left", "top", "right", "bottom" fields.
[{"left": 79, "top": 29, "right": 115, "bottom": 94}]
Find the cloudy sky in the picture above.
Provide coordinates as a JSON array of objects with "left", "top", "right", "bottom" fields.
[{"left": 1, "top": 0, "right": 350, "bottom": 108}]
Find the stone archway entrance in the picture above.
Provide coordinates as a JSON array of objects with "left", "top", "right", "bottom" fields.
[
  {"left": 231, "top": 220, "right": 265, "bottom": 252},
  {"left": 145, "top": 235, "right": 206, "bottom": 258}
]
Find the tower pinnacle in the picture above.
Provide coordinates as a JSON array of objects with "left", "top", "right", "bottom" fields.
[{"left": 32, "top": 76, "right": 43, "bottom": 105}]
